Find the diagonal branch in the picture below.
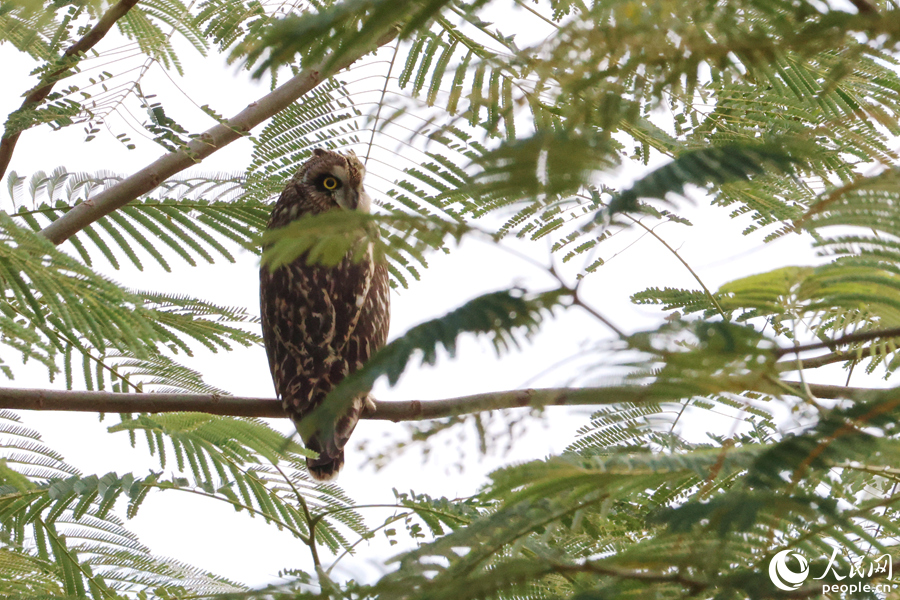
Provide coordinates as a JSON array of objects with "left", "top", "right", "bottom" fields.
[
  {"left": 774, "top": 326, "right": 900, "bottom": 358},
  {"left": 776, "top": 350, "right": 857, "bottom": 371},
  {"left": 0, "top": 0, "right": 141, "bottom": 181},
  {"left": 0, "top": 382, "right": 884, "bottom": 422},
  {"left": 39, "top": 27, "right": 400, "bottom": 245}
]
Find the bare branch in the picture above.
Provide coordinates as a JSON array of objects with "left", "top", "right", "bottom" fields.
[
  {"left": 774, "top": 327, "right": 900, "bottom": 358},
  {"left": 39, "top": 27, "right": 400, "bottom": 245},
  {"left": 776, "top": 350, "right": 858, "bottom": 371},
  {"left": 0, "top": 388, "right": 283, "bottom": 417},
  {"left": 570, "top": 290, "right": 626, "bottom": 339},
  {"left": 0, "top": 0, "right": 140, "bottom": 180},
  {"left": 0, "top": 387, "right": 603, "bottom": 420},
  {"left": 786, "top": 381, "right": 879, "bottom": 399},
  {"left": 0, "top": 383, "right": 884, "bottom": 421}
]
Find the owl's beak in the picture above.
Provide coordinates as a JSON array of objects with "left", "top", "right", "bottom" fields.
[
  {"left": 335, "top": 189, "right": 358, "bottom": 211},
  {"left": 335, "top": 187, "right": 371, "bottom": 213}
]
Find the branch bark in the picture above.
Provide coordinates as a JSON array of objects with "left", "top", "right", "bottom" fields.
[
  {"left": 0, "top": 383, "right": 886, "bottom": 421},
  {"left": 776, "top": 350, "right": 858, "bottom": 371},
  {"left": 0, "top": 387, "right": 607, "bottom": 420},
  {"left": 774, "top": 327, "right": 900, "bottom": 358},
  {"left": 0, "top": 0, "right": 140, "bottom": 181},
  {"left": 39, "top": 27, "right": 400, "bottom": 245}
]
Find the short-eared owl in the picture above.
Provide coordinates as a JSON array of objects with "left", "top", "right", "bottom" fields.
[{"left": 260, "top": 148, "right": 390, "bottom": 481}]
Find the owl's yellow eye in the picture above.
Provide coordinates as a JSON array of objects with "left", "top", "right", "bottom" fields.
[{"left": 322, "top": 176, "right": 339, "bottom": 190}]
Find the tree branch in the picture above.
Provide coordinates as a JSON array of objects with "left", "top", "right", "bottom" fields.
[
  {"left": 0, "top": 0, "right": 140, "bottom": 181},
  {"left": 0, "top": 387, "right": 599, "bottom": 420},
  {"left": 776, "top": 350, "right": 858, "bottom": 371},
  {"left": 0, "top": 383, "right": 886, "bottom": 421},
  {"left": 774, "top": 327, "right": 900, "bottom": 358},
  {"left": 39, "top": 27, "right": 400, "bottom": 245}
]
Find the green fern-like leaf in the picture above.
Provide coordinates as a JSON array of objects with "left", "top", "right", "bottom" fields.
[{"left": 605, "top": 142, "right": 804, "bottom": 218}]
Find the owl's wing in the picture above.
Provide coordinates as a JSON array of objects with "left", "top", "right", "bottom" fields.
[
  {"left": 260, "top": 252, "right": 376, "bottom": 422},
  {"left": 344, "top": 261, "right": 391, "bottom": 373}
]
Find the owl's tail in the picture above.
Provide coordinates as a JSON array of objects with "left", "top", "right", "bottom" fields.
[
  {"left": 300, "top": 396, "right": 367, "bottom": 481},
  {"left": 305, "top": 439, "right": 344, "bottom": 481}
]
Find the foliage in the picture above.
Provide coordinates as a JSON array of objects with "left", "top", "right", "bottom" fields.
[{"left": 2, "top": 0, "right": 900, "bottom": 599}]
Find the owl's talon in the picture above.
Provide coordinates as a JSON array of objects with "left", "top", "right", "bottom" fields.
[{"left": 365, "top": 396, "right": 377, "bottom": 413}]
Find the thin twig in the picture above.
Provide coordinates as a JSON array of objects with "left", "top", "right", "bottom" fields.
[
  {"left": 0, "top": 0, "right": 141, "bottom": 181},
  {"left": 274, "top": 463, "right": 321, "bottom": 569},
  {"left": 540, "top": 262, "right": 626, "bottom": 339},
  {"left": 571, "top": 289, "right": 627, "bottom": 338},
  {"left": 364, "top": 43, "right": 401, "bottom": 165},
  {"left": 145, "top": 483, "right": 311, "bottom": 544},
  {"left": 327, "top": 513, "right": 407, "bottom": 575},
  {"left": 92, "top": 0, "right": 197, "bottom": 136},
  {"left": 512, "top": 0, "right": 559, "bottom": 28},
  {"left": 789, "top": 316, "right": 823, "bottom": 413},
  {"left": 623, "top": 213, "right": 728, "bottom": 320}
]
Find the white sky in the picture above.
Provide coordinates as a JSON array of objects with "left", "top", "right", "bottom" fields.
[{"left": 0, "top": 2, "right": 883, "bottom": 589}]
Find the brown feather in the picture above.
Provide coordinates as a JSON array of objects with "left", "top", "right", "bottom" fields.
[{"left": 260, "top": 149, "right": 390, "bottom": 480}]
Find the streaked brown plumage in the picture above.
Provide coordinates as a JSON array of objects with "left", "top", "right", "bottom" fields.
[{"left": 260, "top": 148, "right": 390, "bottom": 481}]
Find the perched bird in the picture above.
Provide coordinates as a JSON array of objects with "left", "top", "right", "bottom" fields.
[{"left": 260, "top": 148, "right": 390, "bottom": 481}]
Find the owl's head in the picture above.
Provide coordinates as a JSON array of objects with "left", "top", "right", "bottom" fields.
[{"left": 285, "top": 148, "right": 371, "bottom": 216}]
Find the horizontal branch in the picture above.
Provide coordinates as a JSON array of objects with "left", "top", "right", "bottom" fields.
[
  {"left": 0, "top": 387, "right": 606, "bottom": 421},
  {"left": 0, "top": 0, "right": 140, "bottom": 180},
  {"left": 39, "top": 27, "right": 399, "bottom": 245},
  {"left": 0, "top": 383, "right": 887, "bottom": 422}
]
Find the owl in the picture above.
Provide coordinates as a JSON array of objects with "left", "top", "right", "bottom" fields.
[{"left": 260, "top": 148, "right": 390, "bottom": 481}]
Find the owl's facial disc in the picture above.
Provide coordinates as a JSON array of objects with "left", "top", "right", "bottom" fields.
[
  {"left": 328, "top": 163, "right": 371, "bottom": 213},
  {"left": 299, "top": 150, "right": 370, "bottom": 213}
]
